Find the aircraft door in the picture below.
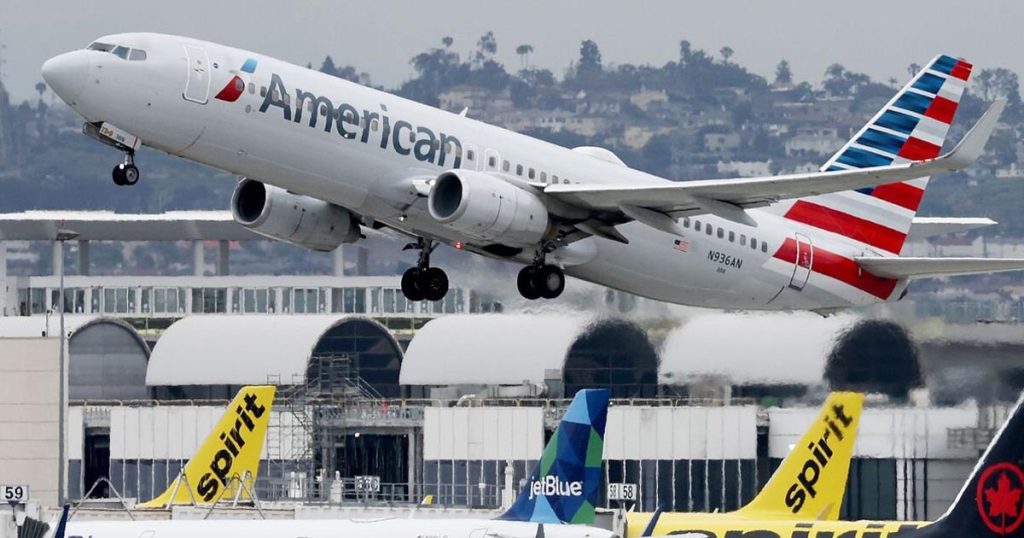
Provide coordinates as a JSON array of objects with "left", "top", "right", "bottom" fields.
[
  {"left": 789, "top": 233, "right": 813, "bottom": 290},
  {"left": 182, "top": 45, "right": 211, "bottom": 104}
]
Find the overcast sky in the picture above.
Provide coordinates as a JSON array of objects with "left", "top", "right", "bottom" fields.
[{"left": 2, "top": 0, "right": 1023, "bottom": 102}]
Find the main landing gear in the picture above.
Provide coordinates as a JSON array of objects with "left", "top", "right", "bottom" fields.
[
  {"left": 517, "top": 242, "right": 565, "bottom": 300},
  {"left": 111, "top": 152, "right": 140, "bottom": 186},
  {"left": 400, "top": 238, "right": 449, "bottom": 302}
]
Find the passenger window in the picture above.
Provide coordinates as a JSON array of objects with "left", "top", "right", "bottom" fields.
[
  {"left": 563, "top": 178, "right": 570, "bottom": 184},
  {"left": 694, "top": 220, "right": 701, "bottom": 232},
  {"left": 740, "top": 234, "right": 746, "bottom": 246},
  {"left": 112, "top": 46, "right": 129, "bottom": 60},
  {"left": 467, "top": 149, "right": 475, "bottom": 161},
  {"left": 234, "top": 78, "right": 244, "bottom": 93},
  {"left": 260, "top": 86, "right": 267, "bottom": 98},
  {"left": 761, "top": 242, "right": 768, "bottom": 253},
  {"left": 540, "top": 172, "right": 547, "bottom": 182},
  {"left": 717, "top": 227, "right": 724, "bottom": 239},
  {"left": 371, "top": 119, "right": 379, "bottom": 131},
  {"left": 248, "top": 83, "right": 255, "bottom": 94},
  {"left": 682, "top": 217, "right": 690, "bottom": 228},
  {"left": 528, "top": 168, "right": 535, "bottom": 179},
  {"left": 552, "top": 175, "right": 559, "bottom": 183},
  {"left": 728, "top": 231, "right": 735, "bottom": 242},
  {"left": 750, "top": 238, "right": 758, "bottom": 250},
  {"left": 516, "top": 164, "right": 523, "bottom": 176},
  {"left": 488, "top": 156, "right": 496, "bottom": 167},
  {"left": 409, "top": 130, "right": 415, "bottom": 142},
  {"left": 128, "top": 49, "right": 147, "bottom": 61},
  {"left": 503, "top": 160, "right": 510, "bottom": 172},
  {"left": 706, "top": 225, "right": 712, "bottom": 236}
]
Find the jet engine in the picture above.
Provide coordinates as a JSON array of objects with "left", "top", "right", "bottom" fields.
[
  {"left": 427, "top": 170, "right": 551, "bottom": 246},
  {"left": 230, "top": 178, "right": 360, "bottom": 251}
]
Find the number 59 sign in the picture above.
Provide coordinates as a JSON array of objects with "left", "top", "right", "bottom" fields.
[{"left": 2, "top": 484, "right": 29, "bottom": 502}]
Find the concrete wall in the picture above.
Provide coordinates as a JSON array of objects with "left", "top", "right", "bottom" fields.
[{"left": 0, "top": 338, "right": 61, "bottom": 508}]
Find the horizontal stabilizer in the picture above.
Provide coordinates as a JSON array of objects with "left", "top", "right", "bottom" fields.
[
  {"left": 906, "top": 217, "right": 997, "bottom": 241},
  {"left": 856, "top": 256, "right": 1024, "bottom": 279}
]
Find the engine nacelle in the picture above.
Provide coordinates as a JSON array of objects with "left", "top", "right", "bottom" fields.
[
  {"left": 230, "top": 178, "right": 360, "bottom": 252},
  {"left": 428, "top": 170, "right": 550, "bottom": 246}
]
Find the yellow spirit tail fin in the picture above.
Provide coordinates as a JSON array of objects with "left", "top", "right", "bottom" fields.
[
  {"left": 735, "top": 391, "right": 863, "bottom": 520},
  {"left": 136, "top": 385, "right": 275, "bottom": 509}
]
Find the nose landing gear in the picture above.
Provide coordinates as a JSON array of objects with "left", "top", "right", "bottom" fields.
[
  {"left": 112, "top": 153, "right": 140, "bottom": 186},
  {"left": 400, "top": 238, "right": 450, "bottom": 302},
  {"left": 517, "top": 242, "right": 566, "bottom": 300}
]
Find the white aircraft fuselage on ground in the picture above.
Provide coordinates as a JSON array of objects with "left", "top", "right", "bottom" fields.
[
  {"left": 41, "top": 33, "right": 1024, "bottom": 310},
  {"left": 64, "top": 517, "right": 617, "bottom": 538}
]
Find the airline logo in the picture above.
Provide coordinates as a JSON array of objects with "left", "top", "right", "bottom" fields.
[
  {"left": 977, "top": 462, "right": 1024, "bottom": 535},
  {"left": 784, "top": 402, "right": 855, "bottom": 513},
  {"left": 257, "top": 73, "right": 464, "bottom": 169},
  {"left": 196, "top": 391, "right": 268, "bottom": 501},
  {"left": 215, "top": 58, "right": 258, "bottom": 102},
  {"left": 527, "top": 475, "right": 584, "bottom": 500}
]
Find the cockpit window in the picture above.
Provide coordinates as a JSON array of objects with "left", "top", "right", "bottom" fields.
[
  {"left": 128, "top": 49, "right": 147, "bottom": 61},
  {"left": 87, "top": 42, "right": 114, "bottom": 52},
  {"left": 112, "top": 45, "right": 130, "bottom": 60}
]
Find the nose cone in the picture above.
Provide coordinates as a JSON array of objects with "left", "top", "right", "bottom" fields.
[{"left": 42, "top": 51, "right": 89, "bottom": 104}]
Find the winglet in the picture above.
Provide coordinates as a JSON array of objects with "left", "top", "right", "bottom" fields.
[
  {"left": 640, "top": 504, "right": 666, "bottom": 537},
  {"left": 943, "top": 99, "right": 1006, "bottom": 170}
]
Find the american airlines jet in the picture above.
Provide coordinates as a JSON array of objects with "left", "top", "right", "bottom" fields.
[{"left": 41, "top": 34, "right": 1024, "bottom": 310}]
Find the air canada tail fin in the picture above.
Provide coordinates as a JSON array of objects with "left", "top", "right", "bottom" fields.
[
  {"left": 777, "top": 54, "right": 973, "bottom": 256},
  {"left": 920, "top": 393, "right": 1024, "bottom": 538},
  {"left": 735, "top": 392, "right": 864, "bottom": 520},
  {"left": 136, "top": 385, "right": 275, "bottom": 509},
  {"left": 497, "top": 389, "right": 610, "bottom": 525}
]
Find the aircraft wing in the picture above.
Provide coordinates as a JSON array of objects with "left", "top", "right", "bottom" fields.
[
  {"left": 855, "top": 256, "right": 1024, "bottom": 279},
  {"left": 544, "top": 101, "right": 1003, "bottom": 225},
  {"left": 906, "top": 217, "right": 998, "bottom": 241}
]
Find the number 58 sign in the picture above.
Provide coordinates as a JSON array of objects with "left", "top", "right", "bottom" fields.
[{"left": 2, "top": 484, "right": 29, "bottom": 502}]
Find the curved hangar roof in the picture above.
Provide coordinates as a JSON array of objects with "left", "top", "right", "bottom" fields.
[
  {"left": 400, "top": 314, "right": 592, "bottom": 385},
  {"left": 146, "top": 315, "right": 401, "bottom": 386}
]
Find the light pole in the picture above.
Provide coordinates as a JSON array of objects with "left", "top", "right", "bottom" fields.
[{"left": 55, "top": 227, "right": 78, "bottom": 505}]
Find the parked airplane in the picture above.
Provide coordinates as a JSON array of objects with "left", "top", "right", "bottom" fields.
[
  {"left": 624, "top": 392, "right": 863, "bottom": 538},
  {"left": 41, "top": 36, "right": 1024, "bottom": 309},
  {"left": 135, "top": 385, "right": 275, "bottom": 508},
  {"left": 57, "top": 389, "right": 612, "bottom": 538},
  {"left": 628, "top": 391, "right": 1024, "bottom": 538}
]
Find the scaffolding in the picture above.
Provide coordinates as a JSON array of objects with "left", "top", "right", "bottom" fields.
[{"left": 265, "top": 353, "right": 416, "bottom": 503}]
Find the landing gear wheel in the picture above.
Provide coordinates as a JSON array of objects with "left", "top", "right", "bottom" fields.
[
  {"left": 401, "top": 268, "right": 425, "bottom": 301},
  {"left": 534, "top": 264, "right": 566, "bottom": 299},
  {"left": 517, "top": 266, "right": 542, "bottom": 300},
  {"left": 112, "top": 165, "right": 126, "bottom": 186},
  {"left": 112, "top": 153, "right": 139, "bottom": 186},
  {"left": 421, "top": 267, "right": 449, "bottom": 302}
]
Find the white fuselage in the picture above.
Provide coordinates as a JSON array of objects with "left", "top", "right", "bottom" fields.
[
  {"left": 44, "top": 33, "right": 911, "bottom": 310},
  {"left": 65, "top": 516, "right": 618, "bottom": 538}
]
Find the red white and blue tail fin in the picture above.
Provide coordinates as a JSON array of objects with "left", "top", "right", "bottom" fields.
[{"left": 779, "top": 54, "right": 973, "bottom": 256}]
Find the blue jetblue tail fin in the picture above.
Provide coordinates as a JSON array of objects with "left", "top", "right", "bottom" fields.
[{"left": 497, "top": 389, "right": 610, "bottom": 525}]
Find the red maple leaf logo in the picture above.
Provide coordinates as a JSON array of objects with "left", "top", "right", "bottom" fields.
[
  {"left": 978, "top": 462, "right": 1024, "bottom": 535},
  {"left": 986, "top": 473, "right": 1022, "bottom": 520}
]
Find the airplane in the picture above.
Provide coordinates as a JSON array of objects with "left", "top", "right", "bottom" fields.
[
  {"left": 135, "top": 385, "right": 275, "bottom": 508},
  {"left": 627, "top": 391, "right": 1024, "bottom": 538},
  {"left": 57, "top": 389, "right": 614, "bottom": 538},
  {"left": 624, "top": 392, "right": 864, "bottom": 538},
  {"left": 41, "top": 35, "right": 1024, "bottom": 310}
]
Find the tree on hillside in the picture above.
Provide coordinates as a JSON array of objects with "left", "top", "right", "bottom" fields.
[
  {"left": 475, "top": 31, "right": 498, "bottom": 67},
  {"left": 515, "top": 44, "right": 534, "bottom": 69},
  {"left": 720, "top": 46, "right": 734, "bottom": 64},
  {"left": 774, "top": 59, "right": 792, "bottom": 87},
  {"left": 907, "top": 63, "right": 921, "bottom": 77},
  {"left": 442, "top": 36, "right": 454, "bottom": 49},
  {"left": 679, "top": 40, "right": 692, "bottom": 65}
]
